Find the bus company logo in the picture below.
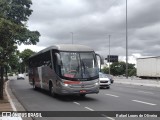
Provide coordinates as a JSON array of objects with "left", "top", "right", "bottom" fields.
[
  {"left": 1, "top": 112, "right": 42, "bottom": 118},
  {"left": 2, "top": 112, "right": 11, "bottom": 117}
]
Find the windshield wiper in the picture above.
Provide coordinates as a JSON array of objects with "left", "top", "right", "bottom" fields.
[{"left": 81, "top": 60, "right": 90, "bottom": 78}]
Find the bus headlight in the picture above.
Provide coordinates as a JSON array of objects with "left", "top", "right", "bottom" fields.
[
  {"left": 61, "top": 82, "right": 69, "bottom": 87},
  {"left": 64, "top": 84, "right": 69, "bottom": 87},
  {"left": 95, "top": 82, "right": 99, "bottom": 86}
]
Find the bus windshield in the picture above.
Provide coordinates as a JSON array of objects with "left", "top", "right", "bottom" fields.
[{"left": 60, "top": 52, "right": 99, "bottom": 80}]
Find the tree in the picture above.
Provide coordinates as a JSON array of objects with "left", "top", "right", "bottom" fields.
[
  {"left": 128, "top": 68, "right": 136, "bottom": 77},
  {"left": 110, "top": 62, "right": 126, "bottom": 76},
  {"left": 109, "top": 62, "right": 136, "bottom": 76},
  {"left": 19, "top": 49, "right": 35, "bottom": 73},
  {"left": 8, "top": 51, "right": 20, "bottom": 73},
  {"left": 101, "top": 66, "right": 109, "bottom": 74},
  {"left": 0, "top": 0, "right": 40, "bottom": 99}
]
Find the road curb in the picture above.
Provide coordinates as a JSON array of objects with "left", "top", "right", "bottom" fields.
[
  {"left": 4, "top": 80, "right": 23, "bottom": 120},
  {"left": 6, "top": 80, "right": 33, "bottom": 120},
  {"left": 5, "top": 80, "right": 17, "bottom": 111}
]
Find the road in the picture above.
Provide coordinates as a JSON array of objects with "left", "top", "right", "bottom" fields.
[{"left": 9, "top": 77, "right": 160, "bottom": 120}]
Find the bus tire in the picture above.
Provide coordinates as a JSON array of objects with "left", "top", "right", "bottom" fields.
[
  {"left": 80, "top": 94, "right": 86, "bottom": 97},
  {"left": 49, "top": 82, "right": 57, "bottom": 97}
]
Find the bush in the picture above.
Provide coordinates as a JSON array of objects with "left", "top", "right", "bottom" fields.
[
  {"left": 8, "top": 73, "right": 13, "bottom": 76},
  {"left": 102, "top": 67, "right": 109, "bottom": 74},
  {"left": 128, "top": 69, "right": 136, "bottom": 77}
]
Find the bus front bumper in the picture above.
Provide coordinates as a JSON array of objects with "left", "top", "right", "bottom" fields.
[{"left": 58, "top": 85, "right": 99, "bottom": 95}]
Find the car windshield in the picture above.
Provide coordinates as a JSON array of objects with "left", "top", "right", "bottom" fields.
[
  {"left": 60, "top": 52, "right": 99, "bottom": 80},
  {"left": 18, "top": 74, "right": 24, "bottom": 77},
  {"left": 99, "top": 73, "right": 108, "bottom": 78},
  {"left": 106, "top": 74, "right": 112, "bottom": 79}
]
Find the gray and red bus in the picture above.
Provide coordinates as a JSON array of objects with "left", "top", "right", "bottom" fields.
[{"left": 28, "top": 44, "right": 102, "bottom": 97}]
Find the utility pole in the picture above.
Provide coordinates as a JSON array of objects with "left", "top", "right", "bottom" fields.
[
  {"left": 108, "top": 35, "right": 111, "bottom": 75},
  {"left": 126, "top": 0, "right": 128, "bottom": 79}
]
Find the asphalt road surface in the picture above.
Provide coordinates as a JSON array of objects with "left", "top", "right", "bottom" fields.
[{"left": 9, "top": 77, "right": 160, "bottom": 120}]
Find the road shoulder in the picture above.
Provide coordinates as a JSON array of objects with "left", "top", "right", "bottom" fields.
[
  {"left": 114, "top": 77, "right": 160, "bottom": 87},
  {"left": 1, "top": 79, "right": 33, "bottom": 120},
  {"left": 0, "top": 81, "right": 12, "bottom": 111}
]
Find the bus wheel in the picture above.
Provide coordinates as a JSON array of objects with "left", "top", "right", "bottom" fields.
[
  {"left": 80, "top": 94, "right": 86, "bottom": 97},
  {"left": 49, "top": 83, "right": 57, "bottom": 97}
]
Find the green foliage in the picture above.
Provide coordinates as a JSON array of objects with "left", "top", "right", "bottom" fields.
[
  {"left": 110, "top": 62, "right": 126, "bottom": 76},
  {"left": 0, "top": 0, "right": 8, "bottom": 18},
  {"left": 0, "top": 0, "right": 40, "bottom": 66},
  {"left": 6, "top": 0, "right": 33, "bottom": 24},
  {"left": 0, "top": 0, "right": 40, "bottom": 98},
  {"left": 8, "top": 53, "right": 19, "bottom": 72},
  {"left": 128, "top": 68, "right": 137, "bottom": 77},
  {"left": 0, "top": 0, "right": 40, "bottom": 49},
  {"left": 105, "top": 61, "right": 137, "bottom": 76},
  {"left": 8, "top": 72, "right": 13, "bottom": 76},
  {"left": 13, "top": 49, "right": 35, "bottom": 73},
  {"left": 19, "top": 49, "right": 35, "bottom": 65},
  {"left": 101, "top": 66, "right": 109, "bottom": 74}
]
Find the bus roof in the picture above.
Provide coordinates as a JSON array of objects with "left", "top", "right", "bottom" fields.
[
  {"left": 29, "top": 44, "right": 94, "bottom": 58},
  {"left": 55, "top": 44, "right": 94, "bottom": 52}
]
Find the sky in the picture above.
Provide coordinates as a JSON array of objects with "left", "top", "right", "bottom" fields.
[{"left": 18, "top": 0, "right": 160, "bottom": 64}]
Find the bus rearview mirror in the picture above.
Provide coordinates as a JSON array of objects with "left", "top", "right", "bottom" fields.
[
  {"left": 55, "top": 53, "right": 61, "bottom": 65},
  {"left": 96, "top": 54, "right": 104, "bottom": 72}
]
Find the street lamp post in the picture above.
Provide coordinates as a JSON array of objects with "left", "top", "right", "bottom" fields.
[
  {"left": 126, "top": 0, "right": 128, "bottom": 78},
  {"left": 70, "top": 32, "right": 73, "bottom": 44},
  {"left": 108, "top": 35, "right": 111, "bottom": 75}
]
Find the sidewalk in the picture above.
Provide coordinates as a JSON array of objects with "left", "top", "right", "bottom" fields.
[
  {"left": 114, "top": 76, "right": 160, "bottom": 87},
  {"left": 0, "top": 80, "right": 23, "bottom": 120}
]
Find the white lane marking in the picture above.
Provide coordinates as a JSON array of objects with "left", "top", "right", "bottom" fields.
[
  {"left": 101, "top": 114, "right": 115, "bottom": 120},
  {"left": 73, "top": 102, "right": 80, "bottom": 105},
  {"left": 105, "top": 94, "right": 119, "bottom": 97},
  {"left": 132, "top": 100, "right": 156, "bottom": 106},
  {"left": 84, "top": 107, "right": 94, "bottom": 111},
  {"left": 138, "top": 91, "right": 154, "bottom": 94}
]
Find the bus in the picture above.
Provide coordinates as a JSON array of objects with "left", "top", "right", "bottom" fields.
[{"left": 28, "top": 44, "right": 102, "bottom": 97}]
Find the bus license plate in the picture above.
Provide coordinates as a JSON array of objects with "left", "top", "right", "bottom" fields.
[{"left": 80, "top": 90, "right": 86, "bottom": 93}]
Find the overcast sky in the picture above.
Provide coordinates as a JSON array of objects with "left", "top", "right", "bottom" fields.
[{"left": 18, "top": 0, "right": 160, "bottom": 64}]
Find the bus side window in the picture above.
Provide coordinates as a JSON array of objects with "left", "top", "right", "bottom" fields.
[
  {"left": 44, "top": 60, "right": 52, "bottom": 68},
  {"left": 41, "top": 51, "right": 52, "bottom": 68}
]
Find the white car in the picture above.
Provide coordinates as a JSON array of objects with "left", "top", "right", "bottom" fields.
[
  {"left": 99, "top": 72, "right": 111, "bottom": 89},
  {"left": 17, "top": 74, "right": 25, "bottom": 80}
]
